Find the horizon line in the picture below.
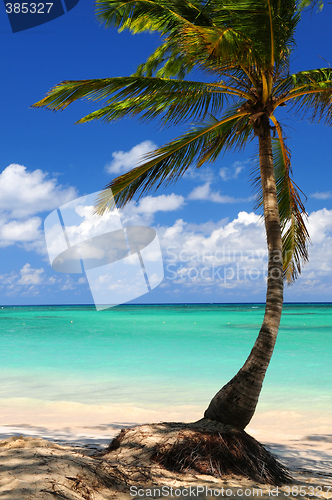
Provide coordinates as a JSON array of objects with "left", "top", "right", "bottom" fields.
[{"left": 1, "top": 302, "right": 332, "bottom": 307}]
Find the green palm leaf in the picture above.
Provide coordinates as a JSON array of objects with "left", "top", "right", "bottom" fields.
[
  {"left": 96, "top": 0, "right": 299, "bottom": 72},
  {"left": 32, "top": 76, "right": 251, "bottom": 126},
  {"left": 274, "top": 68, "right": 332, "bottom": 124},
  {"left": 95, "top": 109, "right": 252, "bottom": 213},
  {"left": 273, "top": 138, "right": 310, "bottom": 283},
  {"left": 252, "top": 135, "right": 310, "bottom": 283},
  {"left": 133, "top": 39, "right": 196, "bottom": 79},
  {"left": 95, "top": 0, "right": 212, "bottom": 33},
  {"left": 33, "top": 0, "right": 326, "bottom": 286}
]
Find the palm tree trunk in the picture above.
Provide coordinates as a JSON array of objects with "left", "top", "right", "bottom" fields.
[{"left": 204, "top": 113, "right": 284, "bottom": 430}]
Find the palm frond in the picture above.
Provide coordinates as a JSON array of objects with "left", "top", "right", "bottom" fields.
[
  {"left": 95, "top": 0, "right": 299, "bottom": 75},
  {"left": 32, "top": 76, "right": 251, "bottom": 126},
  {"left": 274, "top": 68, "right": 332, "bottom": 124},
  {"left": 175, "top": 24, "right": 257, "bottom": 70},
  {"left": 96, "top": 109, "right": 252, "bottom": 213},
  {"left": 133, "top": 39, "right": 196, "bottom": 79},
  {"left": 252, "top": 129, "right": 310, "bottom": 283},
  {"left": 95, "top": 0, "right": 212, "bottom": 34},
  {"left": 187, "top": 0, "right": 299, "bottom": 70},
  {"left": 273, "top": 138, "right": 310, "bottom": 283},
  {"left": 298, "top": 0, "right": 324, "bottom": 12}
]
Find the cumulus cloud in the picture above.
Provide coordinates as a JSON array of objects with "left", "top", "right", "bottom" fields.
[
  {"left": 279, "top": 208, "right": 332, "bottom": 299},
  {"left": 0, "top": 164, "right": 77, "bottom": 251},
  {"left": 0, "top": 262, "right": 85, "bottom": 297},
  {"left": 17, "top": 263, "right": 44, "bottom": 285},
  {"left": 188, "top": 182, "right": 249, "bottom": 203},
  {"left": 159, "top": 211, "right": 265, "bottom": 265},
  {"left": 0, "top": 264, "right": 45, "bottom": 295},
  {"left": 145, "top": 208, "right": 332, "bottom": 300},
  {"left": 0, "top": 164, "right": 77, "bottom": 218},
  {"left": 105, "top": 140, "right": 157, "bottom": 175},
  {"left": 135, "top": 194, "right": 185, "bottom": 214},
  {"left": 155, "top": 211, "right": 267, "bottom": 298},
  {"left": 49, "top": 193, "right": 185, "bottom": 251},
  {"left": 0, "top": 217, "right": 42, "bottom": 247},
  {"left": 306, "top": 208, "right": 332, "bottom": 244},
  {"left": 3, "top": 204, "right": 332, "bottom": 301},
  {"left": 118, "top": 194, "right": 185, "bottom": 227}
]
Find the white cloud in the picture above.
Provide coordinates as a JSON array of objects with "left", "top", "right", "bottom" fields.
[
  {"left": 17, "top": 264, "right": 45, "bottom": 285},
  {"left": 188, "top": 182, "right": 249, "bottom": 203},
  {"left": 184, "top": 167, "right": 215, "bottom": 182},
  {"left": 187, "top": 182, "right": 211, "bottom": 200},
  {"left": 3, "top": 204, "right": 332, "bottom": 301},
  {"left": 47, "top": 193, "right": 185, "bottom": 262},
  {"left": 0, "top": 264, "right": 45, "bottom": 295},
  {"left": 0, "top": 217, "right": 42, "bottom": 247},
  {"left": 310, "top": 191, "right": 332, "bottom": 200},
  {"left": 156, "top": 211, "right": 267, "bottom": 296},
  {"left": 60, "top": 278, "right": 76, "bottom": 291},
  {"left": 153, "top": 207, "right": 332, "bottom": 300},
  {"left": 0, "top": 164, "right": 77, "bottom": 218},
  {"left": 0, "top": 262, "right": 86, "bottom": 296},
  {"left": 0, "top": 272, "right": 18, "bottom": 286},
  {"left": 159, "top": 211, "right": 265, "bottom": 267},
  {"left": 135, "top": 194, "right": 185, "bottom": 214},
  {"left": 118, "top": 193, "right": 185, "bottom": 227},
  {"left": 105, "top": 140, "right": 157, "bottom": 175},
  {"left": 0, "top": 163, "right": 77, "bottom": 251},
  {"left": 184, "top": 161, "right": 248, "bottom": 184},
  {"left": 307, "top": 208, "right": 332, "bottom": 244},
  {"left": 219, "top": 161, "right": 246, "bottom": 181}
]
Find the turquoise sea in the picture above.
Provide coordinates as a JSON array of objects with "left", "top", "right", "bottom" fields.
[{"left": 0, "top": 303, "right": 331, "bottom": 416}]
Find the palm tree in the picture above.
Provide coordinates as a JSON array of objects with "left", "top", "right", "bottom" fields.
[{"left": 33, "top": 0, "right": 332, "bottom": 431}]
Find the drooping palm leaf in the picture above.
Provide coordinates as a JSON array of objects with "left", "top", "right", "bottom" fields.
[
  {"left": 95, "top": 109, "right": 252, "bottom": 213},
  {"left": 273, "top": 138, "right": 310, "bottom": 283},
  {"left": 252, "top": 130, "right": 310, "bottom": 283}
]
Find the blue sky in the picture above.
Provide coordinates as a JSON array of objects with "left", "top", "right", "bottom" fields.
[{"left": 0, "top": 2, "right": 332, "bottom": 305}]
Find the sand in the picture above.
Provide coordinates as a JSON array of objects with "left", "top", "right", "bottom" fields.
[{"left": 0, "top": 402, "right": 331, "bottom": 500}]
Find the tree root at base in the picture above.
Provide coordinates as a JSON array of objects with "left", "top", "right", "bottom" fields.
[{"left": 101, "top": 419, "right": 292, "bottom": 486}]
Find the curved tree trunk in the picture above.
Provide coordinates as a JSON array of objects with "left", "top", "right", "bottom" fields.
[{"left": 204, "top": 113, "right": 284, "bottom": 430}]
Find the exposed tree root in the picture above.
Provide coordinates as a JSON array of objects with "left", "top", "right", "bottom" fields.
[
  {"left": 152, "top": 429, "right": 291, "bottom": 485},
  {"left": 101, "top": 419, "right": 292, "bottom": 486}
]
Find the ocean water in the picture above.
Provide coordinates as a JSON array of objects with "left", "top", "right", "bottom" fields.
[{"left": 0, "top": 303, "right": 331, "bottom": 415}]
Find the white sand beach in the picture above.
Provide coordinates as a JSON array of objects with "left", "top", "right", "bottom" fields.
[{"left": 0, "top": 400, "right": 331, "bottom": 499}]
